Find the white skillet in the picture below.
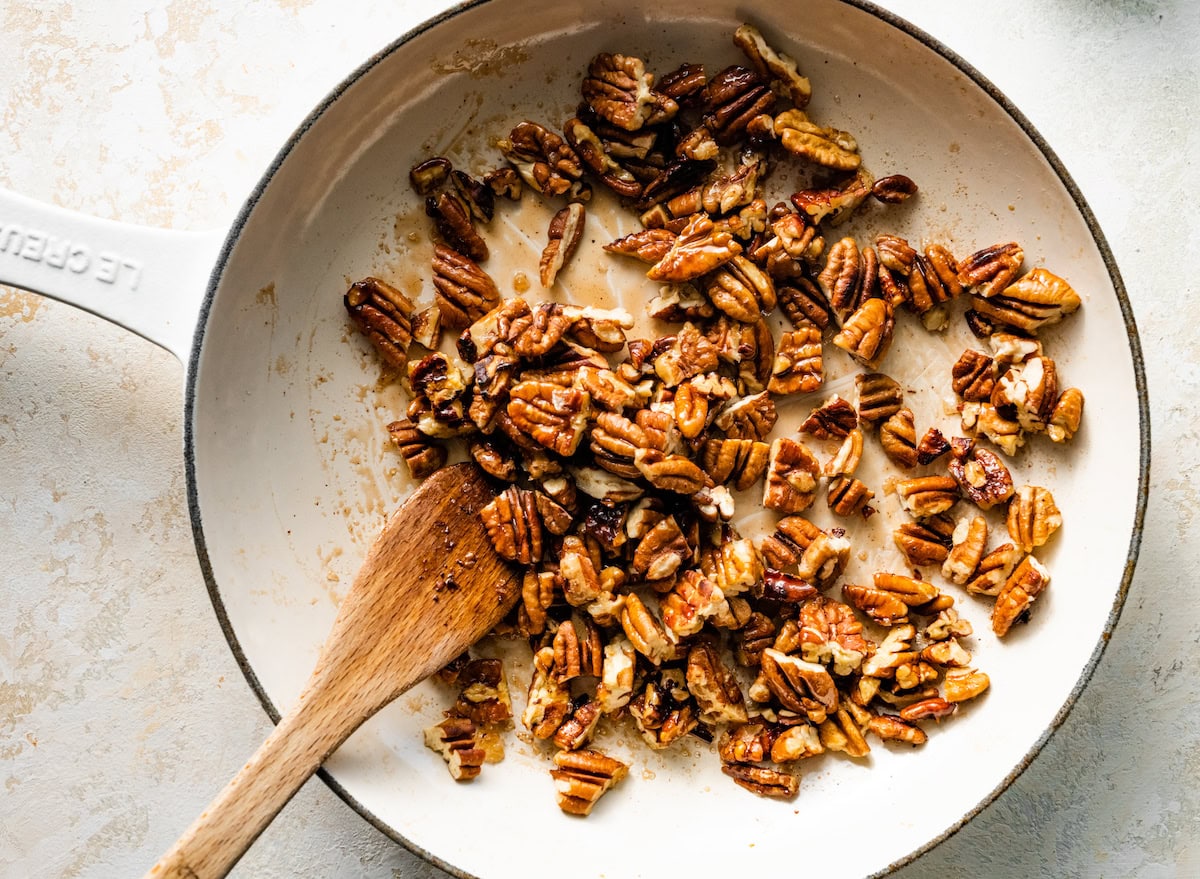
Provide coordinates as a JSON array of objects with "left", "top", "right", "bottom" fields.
[{"left": 0, "top": 1, "right": 1148, "bottom": 876}]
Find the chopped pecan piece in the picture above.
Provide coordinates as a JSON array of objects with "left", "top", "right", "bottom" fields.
[
  {"left": 1048, "top": 387, "right": 1084, "bottom": 443},
  {"left": 498, "top": 121, "right": 583, "bottom": 197},
  {"left": 539, "top": 203, "right": 586, "bottom": 287},
  {"left": 992, "top": 555, "right": 1050, "bottom": 637},
  {"left": 715, "top": 391, "right": 778, "bottom": 440},
  {"left": 705, "top": 255, "right": 777, "bottom": 322},
  {"left": 1007, "top": 484, "right": 1062, "bottom": 552},
  {"left": 432, "top": 244, "right": 501, "bottom": 329},
  {"left": 387, "top": 418, "right": 446, "bottom": 479},
  {"left": 879, "top": 408, "right": 918, "bottom": 469},
  {"left": 763, "top": 437, "right": 820, "bottom": 513},
  {"left": 774, "top": 108, "right": 860, "bottom": 170},
  {"left": 733, "top": 23, "right": 811, "bottom": 106},
  {"left": 344, "top": 276, "right": 416, "bottom": 370},
  {"left": 702, "top": 65, "right": 776, "bottom": 145},
  {"left": 958, "top": 241, "right": 1025, "bottom": 297},
  {"left": 895, "top": 476, "right": 960, "bottom": 519},
  {"left": 583, "top": 53, "right": 678, "bottom": 131},
  {"left": 800, "top": 394, "right": 857, "bottom": 439},
  {"left": 688, "top": 640, "right": 748, "bottom": 725},
  {"left": 893, "top": 515, "right": 955, "bottom": 567},
  {"left": 855, "top": 372, "right": 904, "bottom": 427},
  {"left": 970, "top": 267, "right": 1082, "bottom": 334},
  {"left": 950, "top": 445, "right": 1015, "bottom": 509},
  {"left": 506, "top": 380, "right": 592, "bottom": 456},
  {"left": 722, "top": 763, "right": 799, "bottom": 799},
  {"left": 702, "top": 437, "right": 770, "bottom": 490},
  {"left": 424, "top": 717, "right": 485, "bottom": 781},
  {"left": 832, "top": 297, "right": 895, "bottom": 367},
  {"left": 551, "top": 748, "right": 629, "bottom": 816},
  {"left": 647, "top": 213, "right": 743, "bottom": 282},
  {"left": 942, "top": 515, "right": 988, "bottom": 585},
  {"left": 952, "top": 349, "right": 996, "bottom": 402}
]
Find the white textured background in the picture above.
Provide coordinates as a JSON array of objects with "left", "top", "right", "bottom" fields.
[{"left": 0, "top": 1, "right": 1194, "bottom": 877}]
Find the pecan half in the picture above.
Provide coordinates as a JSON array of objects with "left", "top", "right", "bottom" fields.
[{"left": 432, "top": 244, "right": 501, "bottom": 329}]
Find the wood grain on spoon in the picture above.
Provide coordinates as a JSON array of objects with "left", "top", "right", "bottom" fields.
[{"left": 147, "top": 463, "right": 516, "bottom": 879}]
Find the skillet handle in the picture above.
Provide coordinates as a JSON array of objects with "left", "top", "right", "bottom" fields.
[{"left": 0, "top": 187, "right": 224, "bottom": 363}]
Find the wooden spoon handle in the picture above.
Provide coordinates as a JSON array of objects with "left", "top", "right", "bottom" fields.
[{"left": 145, "top": 688, "right": 359, "bottom": 879}]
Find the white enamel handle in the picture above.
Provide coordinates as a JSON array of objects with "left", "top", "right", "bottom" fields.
[{"left": 0, "top": 188, "right": 226, "bottom": 363}]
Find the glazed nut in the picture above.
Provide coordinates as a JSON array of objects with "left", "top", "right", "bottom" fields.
[
  {"left": 951, "top": 349, "right": 997, "bottom": 402},
  {"left": 550, "top": 748, "right": 629, "bottom": 816},
  {"left": 721, "top": 762, "right": 799, "bottom": 799},
  {"left": 871, "top": 174, "right": 919, "bottom": 203},
  {"left": 344, "top": 276, "right": 416, "bottom": 370},
  {"left": 687, "top": 641, "right": 748, "bottom": 725},
  {"left": 950, "top": 446, "right": 1015, "bottom": 510},
  {"left": 424, "top": 717, "right": 485, "bottom": 781},
  {"left": 702, "top": 437, "right": 771, "bottom": 491},
  {"left": 733, "top": 23, "right": 812, "bottom": 107},
  {"left": 957, "top": 241, "right": 1025, "bottom": 297},
  {"left": 583, "top": 52, "right": 678, "bottom": 131},
  {"left": 942, "top": 515, "right": 988, "bottom": 585},
  {"left": 943, "top": 667, "right": 991, "bottom": 703},
  {"left": 992, "top": 554, "right": 1050, "bottom": 637},
  {"left": 895, "top": 475, "right": 961, "bottom": 519},
  {"left": 715, "top": 391, "right": 778, "bottom": 440},
  {"left": 479, "top": 485, "right": 544, "bottom": 564},
  {"left": 432, "top": 243, "right": 501, "bottom": 329},
  {"left": 539, "top": 203, "right": 586, "bottom": 287},
  {"left": 498, "top": 120, "right": 583, "bottom": 197},
  {"left": 800, "top": 394, "right": 858, "bottom": 439},
  {"left": 1007, "top": 484, "right": 1062, "bottom": 552},
  {"left": 647, "top": 213, "right": 743, "bottom": 282},
  {"left": 833, "top": 297, "right": 895, "bottom": 367},
  {"left": 879, "top": 408, "right": 918, "bottom": 469},
  {"left": 763, "top": 437, "right": 820, "bottom": 514},
  {"left": 774, "top": 108, "right": 860, "bottom": 170},
  {"left": 506, "top": 380, "right": 592, "bottom": 457},
  {"left": 1048, "top": 387, "right": 1085, "bottom": 443}
]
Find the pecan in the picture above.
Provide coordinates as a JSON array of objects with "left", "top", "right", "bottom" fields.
[
  {"left": 1006, "top": 484, "right": 1062, "bottom": 552},
  {"left": 763, "top": 437, "right": 820, "bottom": 514},
  {"left": 952, "top": 349, "right": 996, "bottom": 402},
  {"left": 950, "top": 445, "right": 1014, "bottom": 509},
  {"left": 852, "top": 372, "right": 902, "bottom": 429},
  {"left": 942, "top": 515, "right": 988, "bottom": 585},
  {"left": 539, "top": 202, "right": 586, "bottom": 287},
  {"left": 715, "top": 391, "right": 778, "bottom": 440},
  {"left": 916, "top": 427, "right": 951, "bottom": 465},
  {"left": 426, "top": 191, "right": 488, "bottom": 262},
  {"left": 827, "top": 476, "right": 874, "bottom": 517},
  {"left": 774, "top": 108, "right": 860, "bottom": 170},
  {"left": 943, "top": 667, "right": 991, "bottom": 703},
  {"left": 432, "top": 244, "right": 501, "bottom": 329},
  {"left": 704, "top": 255, "right": 776, "bottom": 322},
  {"left": 550, "top": 748, "right": 629, "bottom": 816},
  {"left": 701, "top": 437, "right": 770, "bottom": 491},
  {"left": 596, "top": 636, "right": 636, "bottom": 713},
  {"left": 871, "top": 174, "right": 919, "bottom": 203},
  {"left": 1048, "top": 387, "right": 1084, "bottom": 443},
  {"left": 832, "top": 297, "right": 895, "bottom": 367},
  {"left": 965, "top": 542, "right": 1024, "bottom": 596},
  {"left": 424, "top": 717, "right": 485, "bottom": 781},
  {"left": 553, "top": 698, "right": 603, "bottom": 751},
  {"left": 970, "top": 267, "right": 1082, "bottom": 334},
  {"left": 777, "top": 278, "right": 833, "bottom": 331},
  {"left": 583, "top": 53, "right": 677, "bottom": 131},
  {"left": 760, "top": 649, "right": 839, "bottom": 722},
  {"left": 647, "top": 213, "right": 742, "bottom": 282},
  {"left": 797, "top": 594, "right": 872, "bottom": 674},
  {"left": 344, "top": 276, "right": 416, "bottom": 369},
  {"left": 604, "top": 228, "right": 677, "bottom": 264},
  {"left": 992, "top": 555, "right": 1050, "bottom": 636},
  {"left": 387, "top": 418, "right": 446, "bottom": 479},
  {"left": 631, "top": 515, "right": 691, "bottom": 580},
  {"left": 867, "top": 714, "right": 927, "bottom": 746},
  {"left": 480, "top": 485, "right": 543, "bottom": 564},
  {"left": 498, "top": 121, "right": 583, "bottom": 197},
  {"left": 893, "top": 515, "right": 955, "bottom": 567},
  {"left": 721, "top": 762, "right": 799, "bottom": 799},
  {"left": 800, "top": 394, "right": 857, "bottom": 439},
  {"left": 958, "top": 241, "right": 1025, "bottom": 297},
  {"left": 879, "top": 408, "right": 918, "bottom": 469},
  {"left": 620, "top": 592, "right": 678, "bottom": 665},
  {"left": 687, "top": 640, "right": 748, "bottom": 725},
  {"left": 523, "top": 647, "right": 571, "bottom": 738},
  {"left": 702, "top": 65, "right": 776, "bottom": 145},
  {"left": 895, "top": 475, "right": 960, "bottom": 519},
  {"left": 817, "top": 708, "right": 870, "bottom": 757},
  {"left": 506, "top": 380, "right": 591, "bottom": 456},
  {"left": 409, "top": 157, "right": 452, "bottom": 195},
  {"left": 996, "top": 355, "right": 1059, "bottom": 432},
  {"left": 733, "top": 23, "right": 811, "bottom": 107}
]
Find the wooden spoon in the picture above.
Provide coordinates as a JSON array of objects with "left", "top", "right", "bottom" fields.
[{"left": 147, "top": 462, "right": 516, "bottom": 879}]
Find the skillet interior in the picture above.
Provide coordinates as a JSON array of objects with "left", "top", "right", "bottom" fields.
[{"left": 186, "top": 1, "right": 1146, "bottom": 876}]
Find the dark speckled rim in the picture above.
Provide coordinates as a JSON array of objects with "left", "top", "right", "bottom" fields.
[{"left": 183, "top": 2, "right": 1150, "bottom": 876}]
